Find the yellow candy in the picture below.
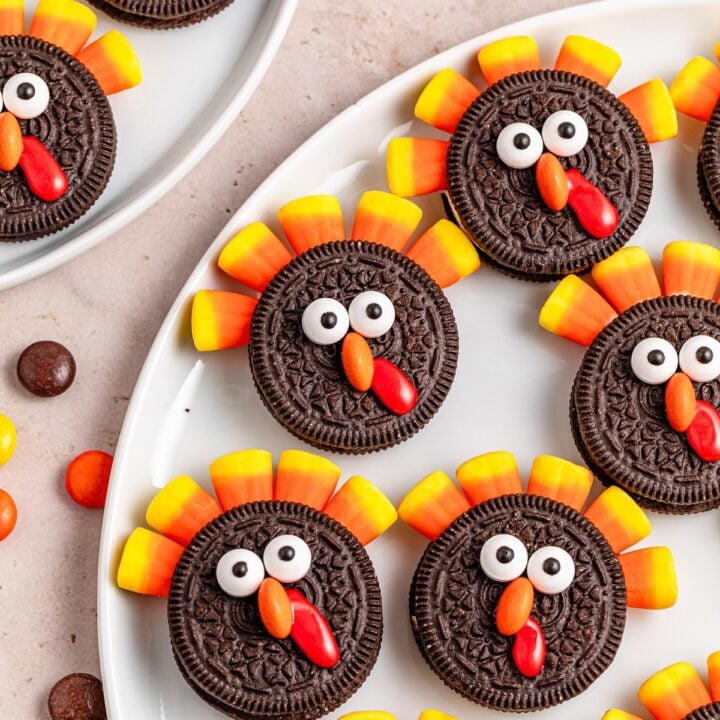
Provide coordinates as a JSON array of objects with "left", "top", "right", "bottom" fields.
[{"left": 0, "top": 413, "right": 17, "bottom": 467}]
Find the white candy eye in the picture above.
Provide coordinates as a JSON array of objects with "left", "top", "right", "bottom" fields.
[
  {"left": 216, "top": 549, "right": 265, "bottom": 597},
  {"left": 348, "top": 291, "right": 395, "bottom": 338},
  {"left": 527, "top": 546, "right": 575, "bottom": 594},
  {"left": 631, "top": 338, "right": 678, "bottom": 385},
  {"left": 496, "top": 122, "right": 543, "bottom": 169},
  {"left": 301, "top": 298, "right": 349, "bottom": 345},
  {"left": 480, "top": 534, "right": 529, "bottom": 582},
  {"left": 678, "top": 335, "right": 720, "bottom": 382},
  {"left": 541, "top": 110, "right": 589, "bottom": 157},
  {"left": 263, "top": 534, "right": 312, "bottom": 583},
  {"left": 3, "top": 73, "right": 50, "bottom": 119}
]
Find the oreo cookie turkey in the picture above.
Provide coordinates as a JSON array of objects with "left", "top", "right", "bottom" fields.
[
  {"left": 604, "top": 651, "right": 720, "bottom": 720},
  {"left": 117, "top": 448, "right": 397, "bottom": 720},
  {"left": 398, "top": 451, "right": 677, "bottom": 712},
  {"left": 541, "top": 241, "right": 720, "bottom": 513},
  {"left": 191, "top": 191, "right": 480, "bottom": 454},
  {"left": 387, "top": 35, "right": 677, "bottom": 280},
  {"left": 0, "top": 0, "right": 141, "bottom": 242},
  {"left": 670, "top": 43, "right": 720, "bottom": 229}
]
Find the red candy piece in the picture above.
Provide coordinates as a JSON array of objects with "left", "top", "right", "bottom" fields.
[
  {"left": 565, "top": 168, "right": 619, "bottom": 238},
  {"left": 371, "top": 358, "right": 418, "bottom": 415},
  {"left": 287, "top": 588, "right": 340, "bottom": 669},
  {"left": 512, "top": 617, "right": 546, "bottom": 678},
  {"left": 18, "top": 136, "right": 68, "bottom": 202},
  {"left": 686, "top": 400, "right": 720, "bottom": 462}
]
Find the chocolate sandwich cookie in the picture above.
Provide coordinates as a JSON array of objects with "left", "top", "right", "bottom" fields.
[
  {"left": 190, "top": 191, "right": 480, "bottom": 454},
  {"left": 249, "top": 241, "right": 458, "bottom": 454},
  {"left": 169, "top": 501, "right": 382, "bottom": 720},
  {"left": 0, "top": 1, "right": 141, "bottom": 242},
  {"left": 541, "top": 242, "right": 720, "bottom": 515},
  {"left": 0, "top": 36, "right": 115, "bottom": 242},
  {"left": 387, "top": 34, "right": 677, "bottom": 281},
  {"left": 89, "top": 0, "right": 232, "bottom": 29},
  {"left": 117, "top": 449, "right": 398, "bottom": 720},
  {"left": 399, "top": 451, "right": 677, "bottom": 711},
  {"left": 605, "top": 652, "right": 720, "bottom": 720},
  {"left": 698, "top": 107, "right": 720, "bottom": 229}
]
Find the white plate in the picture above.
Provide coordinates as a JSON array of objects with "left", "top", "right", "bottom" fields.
[
  {"left": 98, "top": 1, "right": 720, "bottom": 718},
  {"left": 0, "top": 0, "right": 297, "bottom": 290}
]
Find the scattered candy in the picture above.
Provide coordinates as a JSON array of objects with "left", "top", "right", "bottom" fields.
[
  {"left": 278, "top": 195, "right": 344, "bottom": 255},
  {"left": 414, "top": 67, "right": 480, "bottom": 134},
  {"left": 17, "top": 340, "right": 76, "bottom": 396},
  {"left": 65, "top": 450, "right": 113, "bottom": 509},
  {"left": 0, "top": 489, "right": 17, "bottom": 541},
  {"left": 618, "top": 79, "right": 678, "bottom": 143},
  {"left": 478, "top": 35, "right": 541, "bottom": 86},
  {"left": 48, "top": 672, "right": 106, "bottom": 720},
  {"left": 351, "top": 190, "right": 422, "bottom": 252},
  {"left": 496, "top": 577, "right": 533, "bottom": 636},
  {"left": 29, "top": 0, "right": 96, "bottom": 56},
  {"left": 258, "top": 577, "right": 293, "bottom": 639},
  {"left": 274, "top": 449, "right": 340, "bottom": 510},
  {"left": 512, "top": 617, "right": 545, "bottom": 678},
  {"left": 287, "top": 588, "right": 340, "bottom": 669},
  {"left": 18, "top": 136, "right": 69, "bottom": 201},
  {"left": 527, "top": 454, "right": 592, "bottom": 512},
  {"left": 0, "top": 111, "right": 23, "bottom": 172},
  {"left": 342, "top": 332, "right": 374, "bottom": 392},
  {"left": 554, "top": 34, "right": 621, "bottom": 87},
  {"left": 535, "top": 153, "right": 569, "bottom": 212},
  {"left": 370, "top": 357, "right": 417, "bottom": 415},
  {"left": 591, "top": 246, "right": 661, "bottom": 313},
  {"left": 386, "top": 137, "right": 449, "bottom": 197},
  {"left": 565, "top": 168, "right": 619, "bottom": 238},
  {"left": 662, "top": 241, "right": 720, "bottom": 299},
  {"left": 0, "top": 413, "right": 17, "bottom": 466}
]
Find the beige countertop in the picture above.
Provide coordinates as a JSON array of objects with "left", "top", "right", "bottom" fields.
[{"left": 0, "top": 0, "right": 591, "bottom": 715}]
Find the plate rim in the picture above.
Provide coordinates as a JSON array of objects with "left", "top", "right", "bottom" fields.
[
  {"left": 97, "top": 0, "right": 708, "bottom": 717},
  {"left": 0, "top": 0, "right": 298, "bottom": 292}
]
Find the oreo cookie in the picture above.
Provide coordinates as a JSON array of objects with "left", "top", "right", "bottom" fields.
[
  {"left": 605, "top": 653, "right": 720, "bottom": 720},
  {"left": 117, "top": 449, "right": 397, "bottom": 720},
  {"left": 399, "top": 451, "right": 676, "bottom": 711},
  {"left": 387, "top": 34, "right": 677, "bottom": 281},
  {"left": 89, "top": 0, "right": 232, "bottom": 29},
  {"left": 541, "top": 242, "right": 720, "bottom": 514},
  {"left": 0, "top": 3, "right": 140, "bottom": 242},
  {"left": 698, "top": 105, "right": 720, "bottom": 228},
  {"left": 191, "top": 191, "right": 480, "bottom": 454}
]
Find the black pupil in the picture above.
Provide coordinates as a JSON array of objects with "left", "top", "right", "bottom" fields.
[
  {"left": 278, "top": 546, "right": 295, "bottom": 561},
  {"left": 697, "top": 347, "right": 714, "bottom": 364},
  {"left": 513, "top": 133, "right": 531, "bottom": 150},
  {"left": 17, "top": 82, "right": 35, "bottom": 100},
  {"left": 366, "top": 302, "right": 382, "bottom": 320},
  {"left": 232, "top": 561, "right": 248, "bottom": 578},
  {"left": 320, "top": 311, "right": 337, "bottom": 329},
  {"left": 558, "top": 121, "right": 575, "bottom": 139},
  {"left": 496, "top": 546, "right": 514, "bottom": 564},
  {"left": 543, "top": 558, "right": 561, "bottom": 576},
  {"left": 647, "top": 349, "right": 665, "bottom": 366}
]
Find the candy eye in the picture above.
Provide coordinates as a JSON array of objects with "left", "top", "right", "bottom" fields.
[
  {"left": 541, "top": 110, "right": 588, "bottom": 157},
  {"left": 3, "top": 73, "right": 50, "bottom": 119},
  {"left": 678, "top": 335, "right": 720, "bottom": 382},
  {"left": 527, "top": 546, "right": 575, "bottom": 594},
  {"left": 631, "top": 337, "right": 678, "bottom": 385},
  {"left": 479, "top": 534, "right": 529, "bottom": 582},
  {"left": 496, "top": 123, "right": 543, "bottom": 169},
  {"left": 216, "top": 548, "right": 265, "bottom": 597},
  {"left": 263, "top": 534, "right": 312, "bottom": 583},
  {"left": 301, "top": 298, "right": 349, "bottom": 345},
  {"left": 348, "top": 291, "right": 395, "bottom": 338}
]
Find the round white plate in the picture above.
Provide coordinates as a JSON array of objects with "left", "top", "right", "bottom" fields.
[
  {"left": 0, "top": 0, "right": 297, "bottom": 290},
  {"left": 98, "top": 1, "right": 720, "bottom": 718}
]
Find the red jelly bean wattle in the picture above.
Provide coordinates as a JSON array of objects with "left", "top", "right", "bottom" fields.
[
  {"left": 565, "top": 168, "right": 619, "bottom": 239},
  {"left": 512, "top": 617, "right": 546, "bottom": 678},
  {"left": 287, "top": 588, "right": 340, "bottom": 669},
  {"left": 18, "top": 136, "right": 68, "bottom": 202},
  {"left": 685, "top": 400, "right": 720, "bottom": 462},
  {"left": 370, "top": 358, "right": 418, "bottom": 415}
]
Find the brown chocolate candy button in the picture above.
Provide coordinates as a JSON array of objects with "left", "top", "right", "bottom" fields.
[
  {"left": 17, "top": 341, "right": 76, "bottom": 397},
  {"left": 48, "top": 673, "right": 106, "bottom": 720}
]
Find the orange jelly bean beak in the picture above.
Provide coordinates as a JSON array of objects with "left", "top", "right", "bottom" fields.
[
  {"left": 665, "top": 372, "right": 696, "bottom": 432},
  {"left": 535, "top": 153, "right": 569, "bottom": 212},
  {"left": 496, "top": 576, "right": 534, "bottom": 636},
  {"left": 342, "top": 332, "right": 374, "bottom": 392},
  {"left": 0, "top": 112, "right": 23, "bottom": 172},
  {"left": 258, "top": 577, "right": 293, "bottom": 639}
]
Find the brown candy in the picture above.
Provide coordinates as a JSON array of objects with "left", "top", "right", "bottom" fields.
[
  {"left": 48, "top": 673, "right": 107, "bottom": 720},
  {"left": 17, "top": 340, "right": 76, "bottom": 397}
]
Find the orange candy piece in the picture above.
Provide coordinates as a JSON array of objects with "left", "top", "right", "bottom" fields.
[
  {"left": 75, "top": 30, "right": 142, "bottom": 95},
  {"left": 455, "top": 451, "right": 522, "bottom": 506},
  {"left": 414, "top": 68, "right": 480, "bottom": 134},
  {"left": 342, "top": 332, "right": 374, "bottom": 392},
  {"left": 527, "top": 455, "right": 592, "bottom": 512},
  {"left": 496, "top": 577, "right": 533, "bottom": 636},
  {"left": 478, "top": 36, "right": 541, "bottom": 86},
  {"left": 258, "top": 578, "right": 292, "bottom": 639},
  {"left": 29, "top": 0, "right": 96, "bottom": 56},
  {"left": 0, "top": 0, "right": 24, "bottom": 35},
  {"left": 618, "top": 79, "right": 677, "bottom": 144},
  {"left": 65, "top": 450, "right": 113, "bottom": 508},
  {"left": 351, "top": 190, "right": 422, "bottom": 252},
  {"left": 665, "top": 373, "right": 696, "bottom": 432},
  {"left": 639, "top": 662, "right": 712, "bottom": 720},
  {"left": 591, "top": 246, "right": 661, "bottom": 313},
  {"left": 278, "top": 195, "right": 344, "bottom": 255},
  {"left": 274, "top": 450, "right": 340, "bottom": 510},
  {"left": 0, "top": 489, "right": 17, "bottom": 541},
  {"left": 117, "top": 527, "right": 184, "bottom": 597},
  {"left": 708, "top": 651, "right": 720, "bottom": 702},
  {"left": 191, "top": 290, "right": 257, "bottom": 351},
  {"left": 0, "top": 112, "right": 23, "bottom": 172},
  {"left": 210, "top": 449, "right": 273, "bottom": 511},
  {"left": 671, "top": 56, "right": 720, "bottom": 122},
  {"left": 386, "top": 137, "right": 449, "bottom": 197},
  {"left": 536, "top": 153, "right": 569, "bottom": 212},
  {"left": 554, "top": 35, "right": 621, "bottom": 88},
  {"left": 618, "top": 547, "right": 678, "bottom": 609},
  {"left": 662, "top": 241, "right": 720, "bottom": 299}
]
